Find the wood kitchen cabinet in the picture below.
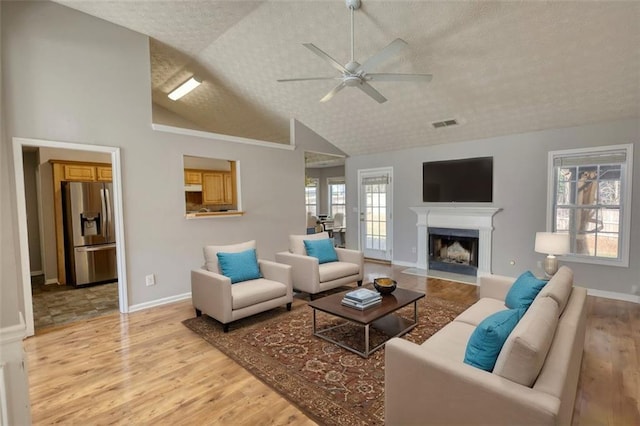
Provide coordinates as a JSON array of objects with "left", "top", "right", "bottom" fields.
[
  {"left": 184, "top": 169, "right": 203, "bottom": 185},
  {"left": 63, "top": 164, "right": 97, "bottom": 181},
  {"left": 202, "top": 172, "right": 226, "bottom": 204},
  {"left": 97, "top": 166, "right": 112, "bottom": 181}
]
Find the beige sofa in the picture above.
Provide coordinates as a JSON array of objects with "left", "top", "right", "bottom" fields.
[{"left": 385, "top": 266, "right": 587, "bottom": 425}]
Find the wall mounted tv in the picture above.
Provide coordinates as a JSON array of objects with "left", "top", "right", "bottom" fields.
[{"left": 422, "top": 156, "right": 493, "bottom": 202}]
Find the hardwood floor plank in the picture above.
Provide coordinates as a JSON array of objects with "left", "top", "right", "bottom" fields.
[{"left": 24, "top": 263, "right": 639, "bottom": 425}]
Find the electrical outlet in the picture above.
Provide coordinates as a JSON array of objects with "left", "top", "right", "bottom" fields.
[
  {"left": 632, "top": 284, "right": 639, "bottom": 295},
  {"left": 537, "top": 260, "right": 542, "bottom": 269},
  {"left": 411, "top": 247, "right": 417, "bottom": 254},
  {"left": 145, "top": 274, "right": 155, "bottom": 286}
]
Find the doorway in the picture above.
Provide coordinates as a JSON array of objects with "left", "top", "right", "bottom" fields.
[
  {"left": 13, "top": 137, "right": 128, "bottom": 336},
  {"left": 358, "top": 167, "right": 393, "bottom": 261}
]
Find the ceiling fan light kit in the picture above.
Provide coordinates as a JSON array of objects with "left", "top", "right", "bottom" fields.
[{"left": 278, "top": 0, "right": 432, "bottom": 103}]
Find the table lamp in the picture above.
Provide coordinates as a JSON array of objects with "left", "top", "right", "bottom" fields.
[{"left": 535, "top": 232, "right": 570, "bottom": 278}]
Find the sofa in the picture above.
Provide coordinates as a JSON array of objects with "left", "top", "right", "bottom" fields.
[{"left": 385, "top": 266, "right": 587, "bottom": 425}]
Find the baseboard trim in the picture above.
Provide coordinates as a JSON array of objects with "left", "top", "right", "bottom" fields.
[
  {"left": 30, "top": 270, "right": 43, "bottom": 277},
  {"left": 587, "top": 289, "right": 640, "bottom": 304},
  {"left": 128, "top": 292, "right": 192, "bottom": 313},
  {"left": 392, "top": 260, "right": 415, "bottom": 268},
  {"left": 44, "top": 278, "right": 59, "bottom": 285}
]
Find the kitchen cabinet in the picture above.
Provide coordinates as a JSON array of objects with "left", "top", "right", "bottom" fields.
[
  {"left": 202, "top": 172, "right": 226, "bottom": 204},
  {"left": 184, "top": 169, "right": 202, "bottom": 185},
  {"left": 223, "top": 172, "right": 234, "bottom": 204},
  {"left": 97, "top": 166, "right": 112, "bottom": 182},
  {"left": 64, "top": 164, "right": 96, "bottom": 181}
]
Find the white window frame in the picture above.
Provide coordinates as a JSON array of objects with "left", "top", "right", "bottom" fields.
[
  {"left": 327, "top": 177, "right": 346, "bottom": 218},
  {"left": 305, "top": 177, "right": 319, "bottom": 217},
  {"left": 546, "top": 143, "right": 633, "bottom": 267}
]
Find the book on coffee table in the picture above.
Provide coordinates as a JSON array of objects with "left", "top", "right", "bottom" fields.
[
  {"left": 341, "top": 297, "right": 382, "bottom": 310},
  {"left": 344, "top": 288, "right": 381, "bottom": 303}
]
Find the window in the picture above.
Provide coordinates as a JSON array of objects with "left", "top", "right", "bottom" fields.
[
  {"left": 548, "top": 144, "right": 633, "bottom": 267},
  {"left": 328, "top": 178, "right": 346, "bottom": 218},
  {"left": 305, "top": 177, "right": 319, "bottom": 217}
]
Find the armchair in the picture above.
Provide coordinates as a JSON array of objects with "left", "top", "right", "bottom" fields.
[
  {"left": 191, "top": 240, "right": 293, "bottom": 332},
  {"left": 275, "top": 232, "right": 363, "bottom": 299}
]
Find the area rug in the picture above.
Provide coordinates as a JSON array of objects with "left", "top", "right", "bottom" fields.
[{"left": 182, "top": 294, "right": 471, "bottom": 425}]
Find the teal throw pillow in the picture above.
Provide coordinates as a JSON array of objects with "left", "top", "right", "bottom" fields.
[
  {"left": 463, "top": 308, "right": 525, "bottom": 371},
  {"left": 216, "top": 249, "right": 262, "bottom": 284},
  {"left": 304, "top": 238, "right": 338, "bottom": 264},
  {"left": 505, "top": 270, "right": 548, "bottom": 309}
]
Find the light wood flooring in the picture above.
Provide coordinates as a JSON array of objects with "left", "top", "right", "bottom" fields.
[{"left": 24, "top": 263, "right": 639, "bottom": 425}]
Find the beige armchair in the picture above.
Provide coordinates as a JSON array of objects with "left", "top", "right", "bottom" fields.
[
  {"left": 275, "top": 232, "right": 363, "bottom": 299},
  {"left": 191, "top": 240, "right": 293, "bottom": 332}
]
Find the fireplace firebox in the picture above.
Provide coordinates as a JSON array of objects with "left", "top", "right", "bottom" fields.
[{"left": 428, "top": 227, "right": 479, "bottom": 276}]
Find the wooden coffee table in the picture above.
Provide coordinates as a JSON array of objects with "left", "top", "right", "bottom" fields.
[{"left": 308, "top": 286, "right": 425, "bottom": 358}]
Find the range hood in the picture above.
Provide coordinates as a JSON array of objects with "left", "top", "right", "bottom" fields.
[{"left": 184, "top": 184, "right": 202, "bottom": 192}]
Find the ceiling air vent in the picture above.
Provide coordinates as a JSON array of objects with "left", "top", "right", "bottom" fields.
[{"left": 432, "top": 119, "right": 458, "bottom": 129}]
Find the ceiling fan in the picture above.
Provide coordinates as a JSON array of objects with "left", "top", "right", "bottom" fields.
[{"left": 277, "top": 0, "right": 432, "bottom": 104}]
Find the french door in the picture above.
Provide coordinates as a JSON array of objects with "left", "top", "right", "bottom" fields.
[{"left": 358, "top": 167, "right": 392, "bottom": 261}]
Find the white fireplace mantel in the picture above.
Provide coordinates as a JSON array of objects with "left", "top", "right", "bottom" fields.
[{"left": 410, "top": 206, "right": 502, "bottom": 276}]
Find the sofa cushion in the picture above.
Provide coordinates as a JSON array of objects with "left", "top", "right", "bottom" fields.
[
  {"left": 318, "top": 261, "right": 360, "bottom": 282},
  {"left": 304, "top": 238, "right": 338, "bottom": 264},
  {"left": 537, "top": 266, "right": 573, "bottom": 314},
  {"left": 505, "top": 270, "right": 547, "bottom": 309},
  {"left": 454, "top": 298, "right": 507, "bottom": 327},
  {"left": 420, "top": 321, "right": 477, "bottom": 363},
  {"left": 217, "top": 249, "right": 262, "bottom": 284},
  {"left": 463, "top": 308, "right": 525, "bottom": 371},
  {"left": 203, "top": 240, "right": 256, "bottom": 274},
  {"left": 493, "top": 296, "right": 559, "bottom": 387},
  {"left": 289, "top": 232, "right": 330, "bottom": 255},
  {"left": 231, "top": 278, "right": 288, "bottom": 310}
]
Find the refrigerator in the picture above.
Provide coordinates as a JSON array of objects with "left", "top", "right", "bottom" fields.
[{"left": 62, "top": 181, "right": 118, "bottom": 286}]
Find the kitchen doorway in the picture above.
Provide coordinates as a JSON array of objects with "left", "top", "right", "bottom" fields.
[{"left": 13, "top": 137, "right": 128, "bottom": 336}]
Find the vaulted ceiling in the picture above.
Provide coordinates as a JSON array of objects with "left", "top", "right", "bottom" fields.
[{"left": 54, "top": 0, "right": 640, "bottom": 156}]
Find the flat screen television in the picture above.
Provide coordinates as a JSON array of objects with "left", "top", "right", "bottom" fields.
[{"left": 422, "top": 156, "right": 493, "bottom": 202}]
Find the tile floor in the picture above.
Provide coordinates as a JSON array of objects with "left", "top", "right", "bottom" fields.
[{"left": 31, "top": 275, "right": 119, "bottom": 330}]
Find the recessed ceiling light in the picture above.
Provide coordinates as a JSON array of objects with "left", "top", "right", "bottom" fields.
[{"left": 168, "top": 76, "right": 202, "bottom": 101}]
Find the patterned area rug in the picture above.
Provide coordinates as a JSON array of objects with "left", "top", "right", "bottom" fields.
[{"left": 182, "top": 294, "right": 471, "bottom": 425}]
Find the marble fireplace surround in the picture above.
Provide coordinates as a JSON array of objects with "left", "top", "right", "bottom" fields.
[{"left": 409, "top": 206, "right": 502, "bottom": 277}]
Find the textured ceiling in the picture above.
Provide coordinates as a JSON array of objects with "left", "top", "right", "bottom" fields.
[{"left": 54, "top": 0, "right": 640, "bottom": 156}]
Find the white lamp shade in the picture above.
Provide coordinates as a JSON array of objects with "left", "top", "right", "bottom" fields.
[{"left": 535, "top": 232, "right": 569, "bottom": 255}]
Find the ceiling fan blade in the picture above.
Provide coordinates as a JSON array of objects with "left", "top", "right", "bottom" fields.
[
  {"left": 366, "top": 73, "right": 433, "bottom": 82},
  {"left": 320, "top": 82, "right": 346, "bottom": 103},
  {"left": 358, "top": 38, "right": 408, "bottom": 73},
  {"left": 357, "top": 82, "right": 387, "bottom": 104},
  {"left": 303, "top": 43, "right": 348, "bottom": 74},
  {"left": 277, "top": 77, "right": 341, "bottom": 82}
]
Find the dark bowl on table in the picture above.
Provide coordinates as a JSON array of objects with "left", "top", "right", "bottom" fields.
[{"left": 373, "top": 277, "right": 397, "bottom": 294}]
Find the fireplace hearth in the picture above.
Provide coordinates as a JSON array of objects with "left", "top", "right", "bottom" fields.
[{"left": 429, "top": 227, "right": 479, "bottom": 276}]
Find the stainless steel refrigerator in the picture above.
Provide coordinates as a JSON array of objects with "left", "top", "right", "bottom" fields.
[{"left": 62, "top": 181, "right": 118, "bottom": 286}]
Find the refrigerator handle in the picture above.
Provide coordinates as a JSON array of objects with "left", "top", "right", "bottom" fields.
[
  {"left": 105, "top": 188, "right": 112, "bottom": 239},
  {"left": 100, "top": 188, "right": 108, "bottom": 239}
]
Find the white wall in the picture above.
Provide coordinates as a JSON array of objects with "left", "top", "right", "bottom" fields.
[
  {"left": 1, "top": 1, "right": 327, "bottom": 327},
  {"left": 346, "top": 118, "right": 639, "bottom": 296}
]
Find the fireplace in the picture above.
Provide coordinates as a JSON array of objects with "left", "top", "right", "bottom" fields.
[
  {"left": 429, "top": 227, "right": 479, "bottom": 276},
  {"left": 409, "top": 206, "right": 502, "bottom": 277}
]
